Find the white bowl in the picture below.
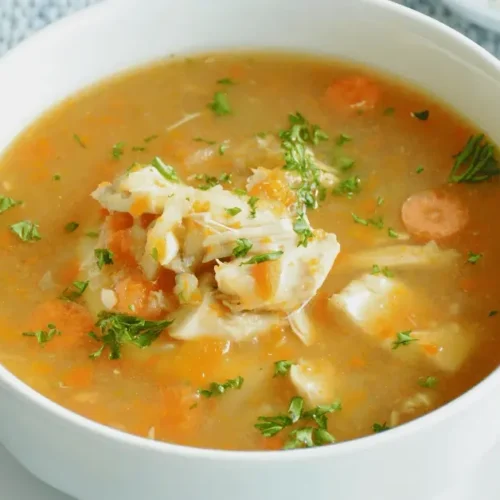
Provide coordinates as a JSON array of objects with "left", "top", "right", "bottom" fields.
[{"left": 1, "top": 1, "right": 500, "bottom": 499}]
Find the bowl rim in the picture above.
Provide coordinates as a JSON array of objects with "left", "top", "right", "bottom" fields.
[{"left": 1, "top": 0, "right": 500, "bottom": 462}]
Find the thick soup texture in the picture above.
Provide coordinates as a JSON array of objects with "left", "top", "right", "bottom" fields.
[{"left": 0, "top": 52, "right": 499, "bottom": 451}]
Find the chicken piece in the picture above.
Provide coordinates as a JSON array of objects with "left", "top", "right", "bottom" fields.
[
  {"left": 174, "top": 273, "right": 201, "bottom": 304},
  {"left": 413, "top": 323, "right": 474, "bottom": 372},
  {"left": 289, "top": 359, "right": 337, "bottom": 407},
  {"left": 342, "top": 241, "right": 460, "bottom": 271},
  {"left": 168, "top": 288, "right": 282, "bottom": 342},
  {"left": 330, "top": 274, "right": 421, "bottom": 338},
  {"left": 288, "top": 308, "right": 317, "bottom": 346},
  {"left": 390, "top": 392, "right": 435, "bottom": 427},
  {"left": 216, "top": 231, "right": 340, "bottom": 313}
]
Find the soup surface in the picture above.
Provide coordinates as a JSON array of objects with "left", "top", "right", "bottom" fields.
[{"left": 0, "top": 52, "right": 499, "bottom": 451}]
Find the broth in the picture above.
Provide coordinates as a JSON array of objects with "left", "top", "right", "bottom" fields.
[{"left": 0, "top": 52, "right": 499, "bottom": 451}]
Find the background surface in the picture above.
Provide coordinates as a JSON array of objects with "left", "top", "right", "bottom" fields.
[{"left": 0, "top": 0, "right": 499, "bottom": 499}]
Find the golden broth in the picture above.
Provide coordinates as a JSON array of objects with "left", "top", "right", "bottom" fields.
[{"left": 0, "top": 52, "right": 499, "bottom": 451}]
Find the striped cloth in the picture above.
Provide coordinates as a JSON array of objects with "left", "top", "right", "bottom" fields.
[{"left": 0, "top": 0, "right": 499, "bottom": 57}]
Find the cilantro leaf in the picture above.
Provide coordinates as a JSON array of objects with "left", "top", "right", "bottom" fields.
[
  {"left": 467, "top": 251, "right": 482, "bottom": 264},
  {"left": 111, "top": 141, "right": 125, "bottom": 159},
  {"left": 151, "top": 157, "right": 179, "bottom": 183},
  {"left": 10, "top": 220, "right": 41, "bottom": 242},
  {"left": 60, "top": 280, "right": 89, "bottom": 302},
  {"left": 412, "top": 110, "right": 429, "bottom": 121},
  {"left": 392, "top": 330, "right": 418, "bottom": 350},
  {"left": 73, "top": 133, "right": 86, "bottom": 148},
  {"left": 94, "top": 249, "right": 114, "bottom": 269},
  {"left": 225, "top": 207, "right": 242, "bottom": 217},
  {"left": 232, "top": 238, "right": 253, "bottom": 258},
  {"left": 240, "top": 251, "right": 283, "bottom": 266},
  {"left": 418, "top": 376, "right": 438, "bottom": 388},
  {"left": 23, "top": 323, "right": 61, "bottom": 346},
  {"left": 208, "top": 92, "right": 232, "bottom": 116},
  {"left": 64, "top": 221, "right": 79, "bottom": 233},
  {"left": 372, "top": 422, "right": 390, "bottom": 433},
  {"left": 198, "top": 376, "right": 244, "bottom": 397},
  {"left": 0, "top": 196, "right": 21, "bottom": 214},
  {"left": 273, "top": 359, "right": 295, "bottom": 377}
]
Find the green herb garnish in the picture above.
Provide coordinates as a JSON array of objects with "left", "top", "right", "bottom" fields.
[
  {"left": 86, "top": 231, "right": 99, "bottom": 238},
  {"left": 273, "top": 360, "right": 295, "bottom": 377},
  {"left": 112, "top": 141, "right": 125, "bottom": 159},
  {"left": 219, "top": 144, "right": 228, "bottom": 155},
  {"left": 392, "top": 330, "right": 418, "bottom": 350},
  {"left": 64, "top": 221, "right": 79, "bottom": 233},
  {"left": 232, "top": 238, "right": 253, "bottom": 258},
  {"left": 151, "top": 157, "right": 179, "bottom": 183},
  {"left": 247, "top": 196, "right": 259, "bottom": 218},
  {"left": 336, "top": 133, "right": 352, "bottom": 146},
  {"left": 372, "top": 422, "right": 390, "bottom": 433},
  {"left": 240, "top": 251, "right": 283, "bottom": 266},
  {"left": 371, "top": 264, "right": 394, "bottom": 278},
  {"left": 412, "top": 110, "right": 429, "bottom": 121},
  {"left": 377, "top": 196, "right": 384, "bottom": 206},
  {"left": 352, "top": 213, "right": 368, "bottom": 226},
  {"left": 132, "top": 146, "right": 146, "bottom": 152},
  {"left": 416, "top": 165, "right": 424, "bottom": 174},
  {"left": 489, "top": 310, "right": 498, "bottom": 317},
  {"left": 333, "top": 176, "right": 361, "bottom": 198},
  {"left": 0, "top": 196, "right": 21, "bottom": 214},
  {"left": 193, "top": 137, "right": 216, "bottom": 145},
  {"left": 418, "top": 376, "right": 438, "bottom": 388},
  {"left": 60, "top": 280, "right": 89, "bottom": 302},
  {"left": 94, "top": 249, "right": 114, "bottom": 269},
  {"left": 225, "top": 207, "right": 242, "bottom": 217},
  {"left": 467, "top": 251, "right": 483, "bottom": 264},
  {"left": 53, "top": 174, "right": 61, "bottom": 181},
  {"left": 448, "top": 134, "right": 499, "bottom": 183},
  {"left": 198, "top": 376, "right": 244, "bottom": 397},
  {"left": 23, "top": 323, "right": 61, "bottom": 346},
  {"left": 10, "top": 220, "right": 41, "bottom": 242},
  {"left": 144, "top": 134, "right": 159, "bottom": 143},
  {"left": 208, "top": 91, "right": 232, "bottom": 116},
  {"left": 73, "top": 133, "right": 86, "bottom": 148},
  {"left": 217, "top": 77, "right": 236, "bottom": 85},
  {"left": 388, "top": 227, "right": 398, "bottom": 238},
  {"left": 338, "top": 156, "right": 355, "bottom": 171},
  {"left": 88, "top": 311, "right": 173, "bottom": 360}
]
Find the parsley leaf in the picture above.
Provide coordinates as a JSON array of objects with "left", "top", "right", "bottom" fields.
[
  {"left": 53, "top": 174, "right": 61, "bottom": 181},
  {"left": 225, "top": 207, "right": 242, "bottom": 217},
  {"left": 351, "top": 213, "right": 368, "bottom": 226},
  {"left": 208, "top": 92, "right": 232, "bottom": 116},
  {"left": 418, "top": 376, "right": 438, "bottom": 388},
  {"left": 448, "top": 134, "right": 499, "bottom": 183},
  {"left": 94, "top": 249, "right": 114, "bottom": 269},
  {"left": 255, "top": 414, "right": 293, "bottom": 437},
  {"left": 112, "top": 141, "right": 125, "bottom": 159},
  {"left": 151, "top": 247, "right": 159, "bottom": 261},
  {"left": 193, "top": 137, "right": 216, "bottom": 145},
  {"left": 60, "top": 280, "right": 89, "bottom": 302},
  {"left": 489, "top": 310, "right": 498, "bottom": 317},
  {"left": 337, "top": 156, "right": 355, "bottom": 171},
  {"left": 377, "top": 196, "right": 385, "bottom": 206},
  {"left": 416, "top": 165, "right": 424, "bottom": 174},
  {"left": 144, "top": 134, "right": 159, "bottom": 143},
  {"left": 284, "top": 427, "right": 336, "bottom": 449},
  {"left": 368, "top": 216, "right": 384, "bottom": 229},
  {"left": 0, "top": 196, "right": 21, "bottom": 214},
  {"left": 64, "top": 221, "right": 79, "bottom": 233},
  {"left": 372, "top": 422, "right": 390, "bottom": 433},
  {"left": 233, "top": 188, "right": 247, "bottom": 196},
  {"left": 73, "top": 133, "right": 86, "bottom": 148},
  {"left": 151, "top": 156, "right": 179, "bottom": 183},
  {"left": 86, "top": 231, "right": 99, "bottom": 238},
  {"left": 467, "top": 251, "right": 482, "bottom": 264},
  {"left": 392, "top": 330, "right": 418, "bottom": 350},
  {"left": 23, "top": 323, "right": 61, "bottom": 346},
  {"left": 196, "top": 172, "right": 232, "bottom": 190},
  {"left": 336, "top": 133, "right": 352, "bottom": 146},
  {"left": 219, "top": 144, "right": 228, "bottom": 155},
  {"left": 232, "top": 238, "right": 253, "bottom": 258},
  {"left": 247, "top": 196, "right": 259, "bottom": 218},
  {"left": 88, "top": 311, "right": 172, "bottom": 360},
  {"left": 217, "top": 77, "right": 235, "bottom": 85},
  {"left": 198, "top": 376, "right": 244, "bottom": 397},
  {"left": 288, "top": 396, "right": 305, "bottom": 423},
  {"left": 273, "top": 360, "right": 295, "bottom": 377},
  {"left": 388, "top": 227, "right": 399, "bottom": 238},
  {"left": 302, "top": 402, "right": 342, "bottom": 429},
  {"left": 293, "top": 213, "right": 314, "bottom": 247},
  {"left": 412, "top": 110, "right": 429, "bottom": 121},
  {"left": 240, "top": 251, "right": 283, "bottom": 266},
  {"left": 132, "top": 146, "right": 146, "bottom": 152},
  {"left": 10, "top": 220, "right": 41, "bottom": 242},
  {"left": 371, "top": 264, "right": 394, "bottom": 278},
  {"left": 333, "top": 176, "right": 361, "bottom": 198}
]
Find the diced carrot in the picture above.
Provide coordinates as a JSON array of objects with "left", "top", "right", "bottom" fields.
[
  {"left": 252, "top": 261, "right": 276, "bottom": 301},
  {"left": 324, "top": 76, "right": 380, "bottom": 112},
  {"left": 140, "top": 213, "right": 159, "bottom": 229},
  {"left": 423, "top": 343, "right": 439, "bottom": 356},
  {"left": 155, "top": 268, "right": 177, "bottom": 294},
  {"left": 107, "top": 212, "right": 134, "bottom": 232},
  {"left": 129, "top": 197, "right": 150, "bottom": 217},
  {"left": 27, "top": 300, "right": 95, "bottom": 351},
  {"left": 114, "top": 273, "right": 163, "bottom": 319},
  {"left": 62, "top": 364, "right": 94, "bottom": 388},
  {"left": 401, "top": 189, "right": 469, "bottom": 241},
  {"left": 99, "top": 208, "right": 110, "bottom": 220},
  {"left": 56, "top": 258, "right": 81, "bottom": 284},
  {"left": 107, "top": 229, "right": 136, "bottom": 267}
]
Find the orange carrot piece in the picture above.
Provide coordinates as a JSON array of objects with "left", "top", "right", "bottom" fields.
[
  {"left": 324, "top": 76, "right": 380, "bottom": 112},
  {"left": 423, "top": 344, "right": 439, "bottom": 356},
  {"left": 140, "top": 213, "right": 159, "bottom": 229},
  {"left": 62, "top": 364, "right": 94, "bottom": 388},
  {"left": 401, "top": 189, "right": 469, "bottom": 241},
  {"left": 114, "top": 273, "right": 162, "bottom": 319},
  {"left": 107, "top": 229, "right": 136, "bottom": 267},
  {"left": 107, "top": 212, "right": 134, "bottom": 232}
]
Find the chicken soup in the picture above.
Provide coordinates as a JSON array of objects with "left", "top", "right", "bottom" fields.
[{"left": 0, "top": 52, "right": 498, "bottom": 451}]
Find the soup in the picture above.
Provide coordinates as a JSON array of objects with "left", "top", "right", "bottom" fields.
[{"left": 0, "top": 52, "right": 498, "bottom": 451}]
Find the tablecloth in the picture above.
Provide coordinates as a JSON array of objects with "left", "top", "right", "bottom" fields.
[{"left": 0, "top": 0, "right": 499, "bottom": 57}]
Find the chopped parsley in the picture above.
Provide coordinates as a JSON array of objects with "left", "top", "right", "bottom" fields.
[
  {"left": 219, "top": 173, "right": 232, "bottom": 183},
  {"left": 333, "top": 176, "right": 361, "bottom": 198},
  {"left": 352, "top": 212, "right": 368, "bottom": 226},
  {"left": 293, "top": 213, "right": 314, "bottom": 247},
  {"left": 284, "top": 427, "right": 336, "bottom": 449},
  {"left": 53, "top": 174, "right": 61, "bottom": 181},
  {"left": 416, "top": 165, "right": 424, "bottom": 174},
  {"left": 94, "top": 248, "right": 114, "bottom": 269},
  {"left": 377, "top": 196, "right": 385, "bottom": 206},
  {"left": 337, "top": 156, "right": 355, "bottom": 171},
  {"left": 302, "top": 402, "right": 342, "bottom": 429},
  {"left": 369, "top": 216, "right": 384, "bottom": 229},
  {"left": 73, "top": 133, "right": 86, "bottom": 148},
  {"left": 0, "top": 195, "right": 21, "bottom": 214},
  {"left": 151, "top": 247, "right": 159, "bottom": 261},
  {"left": 88, "top": 312, "right": 173, "bottom": 360},
  {"left": 233, "top": 188, "right": 247, "bottom": 196},
  {"left": 279, "top": 112, "right": 328, "bottom": 247},
  {"left": 225, "top": 207, "right": 242, "bottom": 217},
  {"left": 383, "top": 107, "right": 395, "bottom": 116},
  {"left": 489, "top": 310, "right": 498, "bottom": 317},
  {"left": 132, "top": 146, "right": 146, "bottom": 152},
  {"left": 411, "top": 110, "right": 429, "bottom": 121},
  {"left": 232, "top": 238, "right": 253, "bottom": 258},
  {"left": 10, "top": 220, "right": 41, "bottom": 242},
  {"left": 240, "top": 251, "right": 283, "bottom": 266},
  {"left": 448, "top": 134, "right": 499, "bottom": 183},
  {"left": 193, "top": 137, "right": 216, "bottom": 145},
  {"left": 388, "top": 227, "right": 399, "bottom": 238},
  {"left": 336, "top": 133, "right": 352, "bottom": 146},
  {"left": 371, "top": 264, "right": 394, "bottom": 278},
  {"left": 219, "top": 144, "right": 228, "bottom": 155},
  {"left": 111, "top": 141, "right": 125, "bottom": 159},
  {"left": 23, "top": 323, "right": 61, "bottom": 346},
  {"left": 196, "top": 172, "right": 232, "bottom": 190},
  {"left": 273, "top": 360, "right": 294, "bottom": 377},
  {"left": 85, "top": 231, "right": 99, "bottom": 238},
  {"left": 217, "top": 77, "right": 236, "bottom": 85},
  {"left": 372, "top": 422, "right": 390, "bottom": 433},
  {"left": 392, "top": 330, "right": 418, "bottom": 350},
  {"left": 144, "top": 134, "right": 159, "bottom": 143},
  {"left": 151, "top": 156, "right": 179, "bottom": 183},
  {"left": 467, "top": 251, "right": 483, "bottom": 264},
  {"left": 60, "top": 280, "right": 89, "bottom": 302},
  {"left": 247, "top": 196, "right": 259, "bottom": 218},
  {"left": 198, "top": 376, "right": 244, "bottom": 397},
  {"left": 418, "top": 376, "right": 438, "bottom": 388},
  {"left": 208, "top": 91, "right": 232, "bottom": 116},
  {"left": 64, "top": 221, "right": 79, "bottom": 233}
]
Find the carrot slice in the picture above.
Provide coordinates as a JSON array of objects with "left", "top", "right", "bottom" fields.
[
  {"left": 107, "top": 212, "right": 133, "bottom": 232},
  {"left": 324, "top": 76, "right": 380, "bottom": 112},
  {"left": 401, "top": 190, "right": 468, "bottom": 241},
  {"left": 114, "top": 273, "right": 162, "bottom": 319},
  {"left": 107, "top": 229, "right": 136, "bottom": 267}
]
